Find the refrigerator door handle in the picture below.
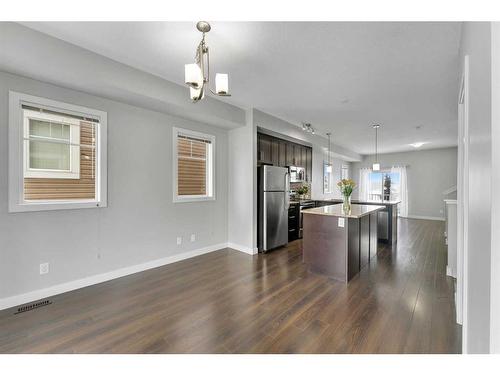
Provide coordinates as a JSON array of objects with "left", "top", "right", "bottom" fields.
[{"left": 284, "top": 172, "right": 290, "bottom": 210}]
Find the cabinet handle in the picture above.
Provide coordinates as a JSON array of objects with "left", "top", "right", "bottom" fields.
[
  {"left": 289, "top": 228, "right": 296, "bottom": 232},
  {"left": 289, "top": 215, "right": 296, "bottom": 219}
]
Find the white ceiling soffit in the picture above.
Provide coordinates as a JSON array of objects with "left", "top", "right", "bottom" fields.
[
  {"left": 0, "top": 22, "right": 246, "bottom": 129},
  {"left": 17, "top": 21, "right": 461, "bottom": 154}
]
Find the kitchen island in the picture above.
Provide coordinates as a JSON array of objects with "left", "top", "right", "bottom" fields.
[
  {"left": 302, "top": 204, "right": 384, "bottom": 282},
  {"left": 315, "top": 199, "right": 400, "bottom": 245}
]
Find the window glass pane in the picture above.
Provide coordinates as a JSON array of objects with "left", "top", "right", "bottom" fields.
[
  {"left": 50, "top": 123, "right": 63, "bottom": 139},
  {"left": 369, "top": 172, "right": 383, "bottom": 200},
  {"left": 29, "top": 140, "right": 70, "bottom": 170},
  {"left": 62, "top": 123, "right": 70, "bottom": 139},
  {"left": 29, "top": 119, "right": 70, "bottom": 140},
  {"left": 19, "top": 103, "right": 102, "bottom": 205},
  {"left": 29, "top": 119, "right": 51, "bottom": 137},
  {"left": 323, "top": 163, "right": 332, "bottom": 193}
]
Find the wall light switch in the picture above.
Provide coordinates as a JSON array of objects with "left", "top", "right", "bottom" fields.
[
  {"left": 40, "top": 262, "right": 49, "bottom": 275},
  {"left": 338, "top": 218, "right": 345, "bottom": 228},
  {"left": 176, "top": 237, "right": 182, "bottom": 245},
  {"left": 190, "top": 234, "right": 196, "bottom": 242}
]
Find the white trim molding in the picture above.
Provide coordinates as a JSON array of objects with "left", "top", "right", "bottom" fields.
[
  {"left": 8, "top": 91, "right": 108, "bottom": 213},
  {"left": 0, "top": 242, "right": 259, "bottom": 311},
  {"left": 447, "top": 265, "right": 457, "bottom": 278},
  {"left": 406, "top": 215, "right": 445, "bottom": 221},
  {"left": 0, "top": 243, "right": 226, "bottom": 311},
  {"left": 227, "top": 242, "right": 258, "bottom": 255}
]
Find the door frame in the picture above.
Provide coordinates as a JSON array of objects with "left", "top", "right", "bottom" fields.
[{"left": 457, "top": 55, "right": 470, "bottom": 353}]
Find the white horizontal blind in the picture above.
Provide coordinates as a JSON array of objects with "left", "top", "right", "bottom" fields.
[{"left": 177, "top": 134, "right": 211, "bottom": 196}]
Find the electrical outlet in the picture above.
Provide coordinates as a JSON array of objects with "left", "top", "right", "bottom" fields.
[
  {"left": 338, "top": 218, "right": 345, "bottom": 228},
  {"left": 177, "top": 237, "right": 182, "bottom": 245},
  {"left": 190, "top": 234, "right": 196, "bottom": 242},
  {"left": 39, "top": 263, "right": 49, "bottom": 275}
]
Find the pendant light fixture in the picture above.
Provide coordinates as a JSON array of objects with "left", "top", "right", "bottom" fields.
[
  {"left": 372, "top": 124, "right": 381, "bottom": 171},
  {"left": 302, "top": 123, "right": 315, "bottom": 134},
  {"left": 184, "top": 21, "right": 231, "bottom": 102}
]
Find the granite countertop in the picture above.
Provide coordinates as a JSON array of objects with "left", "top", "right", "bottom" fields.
[
  {"left": 301, "top": 204, "right": 385, "bottom": 219},
  {"left": 313, "top": 198, "right": 401, "bottom": 205}
]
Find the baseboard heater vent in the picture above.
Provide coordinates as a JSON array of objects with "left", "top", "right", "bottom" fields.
[{"left": 15, "top": 300, "right": 52, "bottom": 314}]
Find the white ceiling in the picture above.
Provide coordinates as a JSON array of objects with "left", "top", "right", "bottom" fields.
[{"left": 21, "top": 22, "right": 461, "bottom": 155}]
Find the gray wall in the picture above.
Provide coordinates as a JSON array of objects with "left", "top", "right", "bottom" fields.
[
  {"left": 0, "top": 71, "right": 229, "bottom": 300},
  {"left": 460, "top": 22, "right": 492, "bottom": 353},
  {"left": 351, "top": 147, "right": 457, "bottom": 219},
  {"left": 227, "top": 110, "right": 257, "bottom": 252},
  {"left": 0, "top": 22, "right": 245, "bottom": 130}
]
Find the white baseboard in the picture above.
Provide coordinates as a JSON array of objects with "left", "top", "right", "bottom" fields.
[
  {"left": 227, "top": 242, "right": 258, "bottom": 255},
  {"left": 405, "top": 215, "right": 445, "bottom": 221},
  {"left": 0, "top": 242, "right": 226, "bottom": 311},
  {"left": 446, "top": 265, "right": 457, "bottom": 278}
]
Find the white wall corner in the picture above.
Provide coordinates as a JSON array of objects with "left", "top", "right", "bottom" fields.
[{"left": 227, "top": 243, "right": 258, "bottom": 255}]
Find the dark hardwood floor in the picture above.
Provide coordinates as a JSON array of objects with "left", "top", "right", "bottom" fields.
[{"left": 0, "top": 218, "right": 461, "bottom": 354}]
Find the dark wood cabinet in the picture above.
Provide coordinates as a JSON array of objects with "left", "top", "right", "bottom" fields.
[
  {"left": 306, "top": 147, "right": 312, "bottom": 182},
  {"left": 288, "top": 203, "right": 300, "bottom": 242},
  {"left": 286, "top": 142, "right": 295, "bottom": 165},
  {"left": 294, "top": 144, "right": 302, "bottom": 167},
  {"left": 278, "top": 140, "right": 287, "bottom": 167},
  {"left": 257, "top": 132, "right": 313, "bottom": 183},
  {"left": 271, "top": 138, "right": 280, "bottom": 166},
  {"left": 258, "top": 134, "right": 272, "bottom": 164}
]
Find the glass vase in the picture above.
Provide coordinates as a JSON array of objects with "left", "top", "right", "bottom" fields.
[{"left": 342, "top": 195, "right": 352, "bottom": 213}]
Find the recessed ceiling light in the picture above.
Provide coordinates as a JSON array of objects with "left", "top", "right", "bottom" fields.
[{"left": 409, "top": 142, "right": 427, "bottom": 148}]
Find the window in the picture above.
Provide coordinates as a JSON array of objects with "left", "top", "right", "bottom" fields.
[
  {"left": 323, "top": 162, "right": 333, "bottom": 193},
  {"left": 8, "top": 92, "right": 107, "bottom": 212},
  {"left": 23, "top": 109, "right": 81, "bottom": 179},
  {"left": 369, "top": 171, "right": 400, "bottom": 202},
  {"left": 341, "top": 164, "right": 349, "bottom": 180},
  {"left": 173, "top": 127, "right": 215, "bottom": 202}
]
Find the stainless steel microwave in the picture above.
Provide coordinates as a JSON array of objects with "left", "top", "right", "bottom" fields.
[{"left": 289, "top": 166, "right": 305, "bottom": 182}]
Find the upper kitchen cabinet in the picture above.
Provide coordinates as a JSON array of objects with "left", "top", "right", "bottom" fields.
[
  {"left": 258, "top": 133, "right": 273, "bottom": 164},
  {"left": 294, "top": 144, "right": 303, "bottom": 167},
  {"left": 271, "top": 138, "right": 280, "bottom": 166},
  {"left": 286, "top": 142, "right": 295, "bottom": 165},
  {"left": 257, "top": 132, "right": 313, "bottom": 182},
  {"left": 278, "top": 140, "right": 287, "bottom": 167},
  {"left": 306, "top": 147, "right": 312, "bottom": 182}
]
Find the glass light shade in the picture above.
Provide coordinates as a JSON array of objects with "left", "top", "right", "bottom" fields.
[
  {"left": 372, "top": 162, "right": 381, "bottom": 171},
  {"left": 185, "top": 64, "right": 203, "bottom": 89},
  {"left": 190, "top": 87, "right": 204, "bottom": 101},
  {"left": 215, "top": 73, "right": 229, "bottom": 94}
]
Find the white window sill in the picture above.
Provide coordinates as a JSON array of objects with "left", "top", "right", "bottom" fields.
[
  {"left": 173, "top": 196, "right": 216, "bottom": 203},
  {"left": 9, "top": 200, "right": 106, "bottom": 213}
]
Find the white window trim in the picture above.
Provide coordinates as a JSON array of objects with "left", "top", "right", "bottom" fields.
[
  {"left": 323, "top": 161, "right": 333, "bottom": 194},
  {"left": 23, "top": 109, "right": 81, "bottom": 179},
  {"left": 8, "top": 91, "right": 108, "bottom": 213},
  {"left": 341, "top": 164, "right": 349, "bottom": 180},
  {"left": 172, "top": 127, "right": 216, "bottom": 203}
]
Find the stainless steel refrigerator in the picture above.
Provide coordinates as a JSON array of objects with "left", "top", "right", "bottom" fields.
[{"left": 258, "top": 165, "right": 290, "bottom": 252}]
